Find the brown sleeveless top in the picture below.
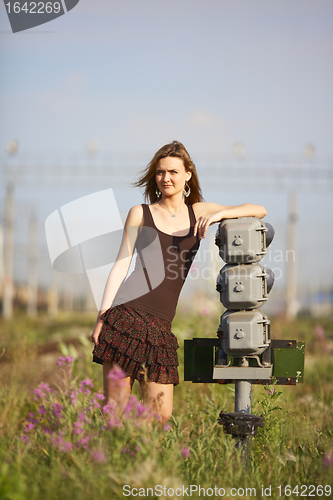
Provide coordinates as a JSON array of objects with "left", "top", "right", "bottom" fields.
[{"left": 112, "top": 204, "right": 200, "bottom": 322}]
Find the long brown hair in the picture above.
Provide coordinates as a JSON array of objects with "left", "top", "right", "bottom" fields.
[{"left": 133, "top": 141, "right": 204, "bottom": 205}]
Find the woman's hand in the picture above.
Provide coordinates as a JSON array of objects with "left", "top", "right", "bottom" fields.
[
  {"left": 193, "top": 203, "right": 267, "bottom": 239},
  {"left": 194, "top": 212, "right": 220, "bottom": 239},
  {"left": 91, "top": 320, "right": 103, "bottom": 346}
]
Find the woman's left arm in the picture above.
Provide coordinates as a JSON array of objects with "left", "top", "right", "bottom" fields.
[{"left": 193, "top": 202, "right": 267, "bottom": 239}]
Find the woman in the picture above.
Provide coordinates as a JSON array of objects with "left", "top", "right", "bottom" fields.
[{"left": 91, "top": 141, "right": 266, "bottom": 423}]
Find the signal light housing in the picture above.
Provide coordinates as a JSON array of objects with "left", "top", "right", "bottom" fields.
[
  {"left": 215, "top": 217, "right": 275, "bottom": 264},
  {"left": 216, "top": 263, "right": 275, "bottom": 310}
]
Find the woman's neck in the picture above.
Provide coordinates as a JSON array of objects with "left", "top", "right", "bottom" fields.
[{"left": 158, "top": 194, "right": 185, "bottom": 211}]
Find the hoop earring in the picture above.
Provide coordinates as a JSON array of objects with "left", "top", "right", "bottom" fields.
[{"left": 183, "top": 181, "right": 191, "bottom": 198}]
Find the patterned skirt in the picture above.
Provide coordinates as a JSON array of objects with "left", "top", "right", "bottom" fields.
[{"left": 92, "top": 305, "right": 179, "bottom": 385}]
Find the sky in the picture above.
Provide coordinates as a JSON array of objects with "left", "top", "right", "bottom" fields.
[
  {"left": 1, "top": 0, "right": 332, "bottom": 156},
  {"left": 0, "top": 0, "right": 332, "bottom": 312}
]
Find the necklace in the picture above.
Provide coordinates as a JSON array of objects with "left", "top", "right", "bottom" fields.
[{"left": 158, "top": 202, "right": 186, "bottom": 219}]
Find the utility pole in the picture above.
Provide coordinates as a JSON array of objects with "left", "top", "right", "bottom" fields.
[
  {"left": 3, "top": 183, "right": 15, "bottom": 319},
  {"left": 0, "top": 226, "right": 4, "bottom": 303},
  {"left": 27, "top": 211, "right": 38, "bottom": 317},
  {"left": 286, "top": 191, "right": 298, "bottom": 319},
  {"left": 48, "top": 268, "right": 60, "bottom": 317}
]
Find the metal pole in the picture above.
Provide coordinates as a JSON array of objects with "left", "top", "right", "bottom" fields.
[
  {"left": 3, "top": 183, "right": 15, "bottom": 319},
  {"left": 234, "top": 358, "right": 252, "bottom": 458},
  {"left": 0, "top": 226, "right": 4, "bottom": 299},
  {"left": 235, "top": 358, "right": 251, "bottom": 413},
  {"left": 27, "top": 211, "right": 38, "bottom": 317},
  {"left": 286, "top": 191, "right": 298, "bottom": 319},
  {"left": 48, "top": 268, "right": 59, "bottom": 317}
]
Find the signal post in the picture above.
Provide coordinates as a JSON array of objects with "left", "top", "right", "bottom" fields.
[{"left": 184, "top": 217, "right": 305, "bottom": 447}]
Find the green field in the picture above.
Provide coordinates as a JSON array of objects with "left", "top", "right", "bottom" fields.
[{"left": 1, "top": 308, "right": 333, "bottom": 500}]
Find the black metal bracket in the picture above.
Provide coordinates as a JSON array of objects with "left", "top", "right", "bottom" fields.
[{"left": 218, "top": 411, "right": 265, "bottom": 439}]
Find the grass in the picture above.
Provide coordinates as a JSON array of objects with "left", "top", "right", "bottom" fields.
[{"left": 0, "top": 308, "right": 333, "bottom": 499}]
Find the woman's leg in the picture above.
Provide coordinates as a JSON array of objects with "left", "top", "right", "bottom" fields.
[
  {"left": 139, "top": 380, "right": 174, "bottom": 424},
  {"left": 103, "top": 361, "right": 134, "bottom": 412}
]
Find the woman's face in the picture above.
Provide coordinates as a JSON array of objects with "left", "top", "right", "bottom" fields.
[{"left": 155, "top": 156, "right": 191, "bottom": 198}]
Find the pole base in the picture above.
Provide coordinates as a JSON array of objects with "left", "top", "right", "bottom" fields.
[{"left": 218, "top": 411, "right": 265, "bottom": 439}]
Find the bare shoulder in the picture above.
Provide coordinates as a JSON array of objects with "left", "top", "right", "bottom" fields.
[
  {"left": 125, "top": 205, "right": 144, "bottom": 227},
  {"left": 192, "top": 201, "right": 227, "bottom": 218}
]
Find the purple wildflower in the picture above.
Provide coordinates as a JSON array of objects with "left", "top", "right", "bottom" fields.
[
  {"left": 266, "top": 387, "right": 275, "bottom": 395},
  {"left": 41, "top": 382, "right": 52, "bottom": 390},
  {"left": 73, "top": 422, "right": 84, "bottom": 435},
  {"left": 24, "top": 422, "right": 35, "bottom": 432},
  {"left": 38, "top": 405, "right": 47, "bottom": 416},
  {"left": 50, "top": 435, "right": 62, "bottom": 449},
  {"left": 89, "top": 397, "right": 101, "bottom": 410},
  {"left": 33, "top": 383, "right": 53, "bottom": 401},
  {"left": 76, "top": 435, "right": 90, "bottom": 450},
  {"left": 50, "top": 435, "right": 73, "bottom": 453},
  {"left": 108, "top": 365, "right": 126, "bottom": 381},
  {"left": 77, "top": 412, "right": 86, "bottom": 421},
  {"left": 102, "top": 401, "right": 117, "bottom": 416},
  {"left": 123, "top": 402, "right": 134, "bottom": 418},
  {"left": 52, "top": 403, "right": 63, "bottom": 419},
  {"left": 27, "top": 417, "right": 38, "bottom": 425},
  {"left": 82, "top": 378, "right": 94, "bottom": 387},
  {"left": 70, "top": 390, "right": 78, "bottom": 405},
  {"left": 181, "top": 447, "right": 190, "bottom": 458},
  {"left": 57, "top": 356, "right": 74, "bottom": 366},
  {"left": 91, "top": 449, "right": 107, "bottom": 463},
  {"left": 94, "top": 393, "right": 105, "bottom": 401},
  {"left": 79, "top": 379, "right": 94, "bottom": 395},
  {"left": 62, "top": 442, "right": 73, "bottom": 453},
  {"left": 135, "top": 400, "right": 147, "bottom": 418},
  {"left": 323, "top": 447, "right": 333, "bottom": 467},
  {"left": 315, "top": 324, "right": 325, "bottom": 340},
  {"left": 163, "top": 424, "right": 172, "bottom": 431},
  {"left": 55, "top": 435, "right": 64, "bottom": 445},
  {"left": 77, "top": 412, "right": 90, "bottom": 423},
  {"left": 108, "top": 416, "right": 122, "bottom": 429}
]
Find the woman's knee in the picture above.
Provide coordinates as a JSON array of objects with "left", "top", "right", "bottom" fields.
[
  {"left": 158, "top": 408, "right": 173, "bottom": 424},
  {"left": 145, "top": 399, "right": 172, "bottom": 424},
  {"left": 142, "top": 381, "right": 173, "bottom": 423},
  {"left": 103, "top": 363, "right": 133, "bottom": 402}
]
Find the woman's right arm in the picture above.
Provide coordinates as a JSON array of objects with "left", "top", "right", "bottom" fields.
[{"left": 91, "top": 205, "right": 143, "bottom": 345}]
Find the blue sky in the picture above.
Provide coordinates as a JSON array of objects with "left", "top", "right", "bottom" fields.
[
  {"left": 0, "top": 0, "right": 332, "bottom": 310},
  {"left": 0, "top": 0, "right": 332, "bottom": 155}
]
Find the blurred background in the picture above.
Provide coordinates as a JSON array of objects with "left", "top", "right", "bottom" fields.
[{"left": 0, "top": 0, "right": 332, "bottom": 320}]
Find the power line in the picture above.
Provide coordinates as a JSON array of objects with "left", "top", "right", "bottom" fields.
[{"left": 1, "top": 154, "right": 332, "bottom": 191}]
